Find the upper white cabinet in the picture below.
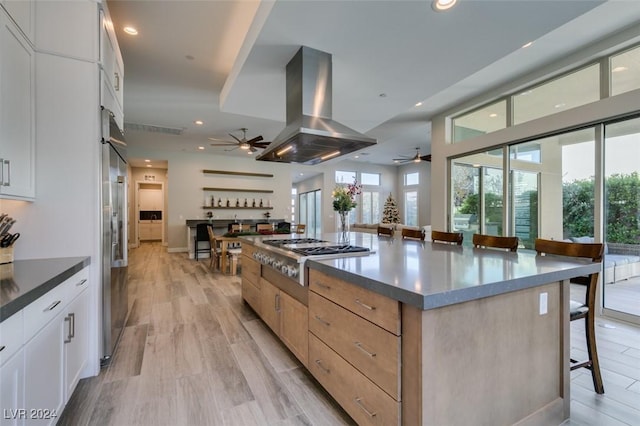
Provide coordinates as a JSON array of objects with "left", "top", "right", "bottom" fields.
[
  {"left": 0, "top": 9, "right": 35, "bottom": 200},
  {"left": 34, "top": 1, "right": 97, "bottom": 61},
  {"left": 1, "top": 0, "right": 35, "bottom": 43},
  {"left": 100, "top": 8, "right": 124, "bottom": 126}
]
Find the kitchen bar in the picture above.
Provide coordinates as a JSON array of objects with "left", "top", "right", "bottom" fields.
[{"left": 241, "top": 232, "right": 600, "bottom": 425}]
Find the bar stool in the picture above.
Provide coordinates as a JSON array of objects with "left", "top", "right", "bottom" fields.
[
  {"left": 401, "top": 228, "right": 425, "bottom": 240},
  {"left": 472, "top": 234, "right": 519, "bottom": 252},
  {"left": 194, "top": 223, "right": 211, "bottom": 260},
  {"left": 534, "top": 238, "right": 605, "bottom": 394},
  {"left": 377, "top": 225, "right": 394, "bottom": 237},
  {"left": 431, "top": 230, "right": 463, "bottom": 245}
]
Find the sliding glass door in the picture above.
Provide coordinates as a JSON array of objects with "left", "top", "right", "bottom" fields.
[
  {"left": 299, "top": 189, "right": 322, "bottom": 238},
  {"left": 603, "top": 117, "right": 640, "bottom": 318}
]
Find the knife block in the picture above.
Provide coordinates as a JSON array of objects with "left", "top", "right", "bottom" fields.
[{"left": 0, "top": 246, "right": 14, "bottom": 264}]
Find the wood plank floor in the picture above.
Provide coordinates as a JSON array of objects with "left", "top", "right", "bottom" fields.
[{"left": 58, "top": 243, "right": 640, "bottom": 425}]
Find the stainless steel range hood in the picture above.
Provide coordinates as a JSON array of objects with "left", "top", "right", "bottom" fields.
[{"left": 256, "top": 46, "right": 376, "bottom": 165}]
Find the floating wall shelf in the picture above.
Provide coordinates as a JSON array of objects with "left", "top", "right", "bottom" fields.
[
  {"left": 202, "top": 206, "right": 274, "bottom": 210},
  {"left": 203, "top": 170, "right": 273, "bottom": 178},
  {"left": 202, "top": 187, "right": 273, "bottom": 193}
]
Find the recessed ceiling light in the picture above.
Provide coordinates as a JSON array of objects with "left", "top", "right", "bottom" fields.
[
  {"left": 123, "top": 26, "right": 138, "bottom": 35},
  {"left": 144, "top": 159, "right": 151, "bottom": 163},
  {"left": 354, "top": 155, "right": 360, "bottom": 159},
  {"left": 194, "top": 120, "right": 204, "bottom": 125},
  {"left": 198, "top": 146, "right": 205, "bottom": 150},
  {"left": 146, "top": 164, "right": 152, "bottom": 168},
  {"left": 489, "top": 113, "right": 498, "bottom": 118},
  {"left": 415, "top": 102, "right": 423, "bottom": 107},
  {"left": 554, "top": 103, "right": 566, "bottom": 109},
  {"left": 521, "top": 41, "right": 534, "bottom": 49},
  {"left": 299, "top": 173, "right": 304, "bottom": 176},
  {"left": 612, "top": 66, "right": 628, "bottom": 73},
  {"left": 247, "top": 150, "right": 253, "bottom": 155},
  {"left": 432, "top": 0, "right": 457, "bottom": 11}
]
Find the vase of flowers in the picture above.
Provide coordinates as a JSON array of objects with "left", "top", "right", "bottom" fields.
[{"left": 332, "top": 179, "right": 361, "bottom": 243}]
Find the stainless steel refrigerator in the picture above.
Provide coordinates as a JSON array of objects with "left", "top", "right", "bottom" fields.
[{"left": 100, "top": 107, "right": 128, "bottom": 364}]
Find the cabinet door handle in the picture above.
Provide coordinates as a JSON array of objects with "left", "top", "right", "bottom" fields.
[
  {"left": 274, "top": 293, "right": 280, "bottom": 312},
  {"left": 354, "top": 341, "right": 376, "bottom": 358},
  {"left": 314, "top": 359, "right": 330, "bottom": 374},
  {"left": 314, "top": 315, "right": 330, "bottom": 327},
  {"left": 44, "top": 300, "right": 61, "bottom": 312},
  {"left": 1, "top": 159, "right": 9, "bottom": 186},
  {"left": 69, "top": 312, "right": 75, "bottom": 338},
  {"left": 0, "top": 158, "right": 4, "bottom": 186},
  {"left": 114, "top": 72, "right": 120, "bottom": 91},
  {"left": 354, "top": 299, "right": 376, "bottom": 311},
  {"left": 64, "top": 315, "right": 72, "bottom": 343},
  {"left": 76, "top": 278, "right": 87, "bottom": 287},
  {"left": 0, "top": 345, "right": 5, "bottom": 352},
  {"left": 354, "top": 397, "right": 377, "bottom": 418}
]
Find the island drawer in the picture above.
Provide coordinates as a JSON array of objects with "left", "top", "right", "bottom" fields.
[
  {"left": 309, "top": 269, "right": 400, "bottom": 335},
  {"left": 309, "top": 291, "right": 400, "bottom": 400},
  {"left": 241, "top": 243, "right": 256, "bottom": 258},
  {"left": 241, "top": 279, "right": 261, "bottom": 316},
  {"left": 309, "top": 333, "right": 400, "bottom": 426},
  {"left": 0, "top": 310, "right": 23, "bottom": 366},
  {"left": 241, "top": 255, "right": 260, "bottom": 286}
]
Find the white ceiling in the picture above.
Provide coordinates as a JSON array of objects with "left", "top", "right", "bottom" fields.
[{"left": 108, "top": 0, "right": 640, "bottom": 175}]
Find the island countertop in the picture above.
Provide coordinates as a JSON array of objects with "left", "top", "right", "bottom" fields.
[
  {"left": 305, "top": 232, "right": 600, "bottom": 310},
  {"left": 0, "top": 256, "right": 91, "bottom": 322}
]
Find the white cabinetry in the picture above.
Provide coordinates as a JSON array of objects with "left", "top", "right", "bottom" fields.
[
  {"left": 1, "top": 0, "right": 35, "bottom": 42},
  {"left": 139, "top": 187, "right": 163, "bottom": 211},
  {"left": 0, "top": 8, "right": 35, "bottom": 200},
  {"left": 63, "top": 286, "right": 89, "bottom": 401},
  {"left": 0, "top": 349, "right": 25, "bottom": 426},
  {"left": 24, "top": 313, "right": 65, "bottom": 426},
  {"left": 99, "top": 9, "right": 124, "bottom": 128}
]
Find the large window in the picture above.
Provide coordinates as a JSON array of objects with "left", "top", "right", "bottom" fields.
[
  {"left": 512, "top": 64, "right": 600, "bottom": 125},
  {"left": 404, "top": 191, "right": 418, "bottom": 226},
  {"left": 610, "top": 45, "right": 640, "bottom": 96},
  {"left": 453, "top": 100, "right": 507, "bottom": 143},
  {"left": 361, "top": 172, "right": 380, "bottom": 186},
  {"left": 361, "top": 191, "right": 380, "bottom": 223},
  {"left": 404, "top": 172, "right": 419, "bottom": 186}
]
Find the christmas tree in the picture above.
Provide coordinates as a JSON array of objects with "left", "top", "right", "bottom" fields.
[{"left": 382, "top": 193, "right": 400, "bottom": 224}]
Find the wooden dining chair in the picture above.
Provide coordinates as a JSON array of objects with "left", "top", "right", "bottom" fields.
[
  {"left": 534, "top": 238, "right": 605, "bottom": 394},
  {"left": 430, "top": 230, "right": 463, "bottom": 245},
  {"left": 401, "top": 228, "right": 425, "bottom": 241},
  {"left": 377, "top": 225, "right": 394, "bottom": 237},
  {"left": 207, "top": 226, "right": 222, "bottom": 270},
  {"left": 473, "top": 234, "right": 519, "bottom": 252}
]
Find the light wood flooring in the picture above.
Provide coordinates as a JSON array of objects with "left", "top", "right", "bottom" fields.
[{"left": 58, "top": 242, "right": 640, "bottom": 425}]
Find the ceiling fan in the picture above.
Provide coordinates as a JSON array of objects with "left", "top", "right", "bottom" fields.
[
  {"left": 393, "top": 147, "right": 432, "bottom": 163},
  {"left": 209, "top": 128, "right": 271, "bottom": 154}
]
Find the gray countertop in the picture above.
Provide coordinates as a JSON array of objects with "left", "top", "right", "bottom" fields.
[
  {"left": 302, "top": 233, "right": 601, "bottom": 310},
  {"left": 0, "top": 257, "right": 91, "bottom": 322}
]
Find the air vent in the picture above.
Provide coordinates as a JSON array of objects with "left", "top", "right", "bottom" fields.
[{"left": 124, "top": 122, "right": 184, "bottom": 135}]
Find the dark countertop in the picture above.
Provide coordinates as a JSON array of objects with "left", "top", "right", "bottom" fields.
[
  {"left": 0, "top": 257, "right": 91, "bottom": 322},
  {"left": 300, "top": 233, "right": 601, "bottom": 310}
]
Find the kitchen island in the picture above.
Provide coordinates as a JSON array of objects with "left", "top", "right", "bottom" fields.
[{"left": 241, "top": 233, "right": 600, "bottom": 426}]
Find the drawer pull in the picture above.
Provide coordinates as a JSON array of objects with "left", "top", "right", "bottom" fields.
[
  {"left": 69, "top": 312, "right": 76, "bottom": 338},
  {"left": 354, "top": 299, "right": 376, "bottom": 311},
  {"left": 354, "top": 397, "right": 377, "bottom": 418},
  {"left": 314, "top": 315, "right": 331, "bottom": 326},
  {"left": 354, "top": 341, "right": 376, "bottom": 358},
  {"left": 64, "top": 316, "right": 72, "bottom": 343},
  {"left": 314, "top": 281, "right": 331, "bottom": 290},
  {"left": 44, "top": 300, "right": 61, "bottom": 312},
  {"left": 76, "top": 278, "right": 88, "bottom": 287},
  {"left": 314, "top": 359, "right": 330, "bottom": 374},
  {"left": 0, "top": 345, "right": 5, "bottom": 352}
]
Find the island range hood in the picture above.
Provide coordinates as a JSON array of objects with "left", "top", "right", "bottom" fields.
[{"left": 256, "top": 46, "right": 376, "bottom": 165}]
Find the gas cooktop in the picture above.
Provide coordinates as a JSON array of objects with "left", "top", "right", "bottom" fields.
[
  {"left": 262, "top": 238, "right": 325, "bottom": 246},
  {"left": 290, "top": 245, "right": 370, "bottom": 256}
]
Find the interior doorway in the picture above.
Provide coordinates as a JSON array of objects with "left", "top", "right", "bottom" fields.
[{"left": 136, "top": 181, "right": 164, "bottom": 245}]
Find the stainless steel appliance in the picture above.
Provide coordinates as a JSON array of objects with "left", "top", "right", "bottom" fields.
[
  {"left": 252, "top": 237, "right": 372, "bottom": 285},
  {"left": 100, "top": 107, "right": 128, "bottom": 364}
]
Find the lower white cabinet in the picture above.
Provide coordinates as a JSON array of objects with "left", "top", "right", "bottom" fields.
[
  {"left": 1, "top": 267, "right": 89, "bottom": 425},
  {"left": 0, "top": 349, "right": 25, "bottom": 426},
  {"left": 63, "top": 289, "right": 89, "bottom": 401},
  {"left": 24, "top": 313, "right": 65, "bottom": 426}
]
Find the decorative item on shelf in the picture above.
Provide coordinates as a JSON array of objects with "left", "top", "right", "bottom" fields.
[
  {"left": 218, "top": 197, "right": 222, "bottom": 207},
  {"left": 244, "top": 198, "right": 248, "bottom": 207},
  {"left": 333, "top": 178, "right": 361, "bottom": 243},
  {"left": 236, "top": 198, "right": 240, "bottom": 207},
  {"left": 259, "top": 199, "right": 263, "bottom": 207},
  {"left": 267, "top": 199, "right": 272, "bottom": 207},
  {"left": 211, "top": 195, "right": 215, "bottom": 207},
  {"left": 226, "top": 198, "right": 230, "bottom": 207},
  {"left": 252, "top": 198, "right": 256, "bottom": 207}
]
